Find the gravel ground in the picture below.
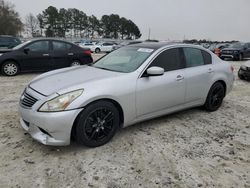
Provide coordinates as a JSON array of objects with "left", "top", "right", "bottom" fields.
[{"left": 0, "top": 55, "right": 249, "bottom": 188}]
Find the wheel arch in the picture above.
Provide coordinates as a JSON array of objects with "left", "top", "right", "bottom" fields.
[
  {"left": 70, "top": 98, "right": 124, "bottom": 140},
  {"left": 1, "top": 59, "right": 20, "bottom": 68},
  {"left": 212, "top": 80, "right": 227, "bottom": 97}
]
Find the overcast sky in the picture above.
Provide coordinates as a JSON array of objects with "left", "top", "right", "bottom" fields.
[{"left": 8, "top": 0, "right": 250, "bottom": 41}]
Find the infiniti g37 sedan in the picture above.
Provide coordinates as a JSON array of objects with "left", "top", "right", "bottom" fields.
[
  {"left": 0, "top": 38, "right": 93, "bottom": 76},
  {"left": 19, "top": 43, "right": 234, "bottom": 147}
]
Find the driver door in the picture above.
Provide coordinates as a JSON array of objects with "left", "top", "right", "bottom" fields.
[
  {"left": 136, "top": 48, "right": 186, "bottom": 117},
  {"left": 20, "top": 40, "right": 52, "bottom": 71}
]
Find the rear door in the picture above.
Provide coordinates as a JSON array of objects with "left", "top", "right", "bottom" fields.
[
  {"left": 101, "top": 43, "right": 113, "bottom": 52},
  {"left": 20, "top": 40, "right": 52, "bottom": 71},
  {"left": 51, "top": 41, "right": 73, "bottom": 69},
  {"left": 183, "top": 47, "right": 213, "bottom": 103},
  {"left": 136, "top": 48, "right": 186, "bottom": 116}
]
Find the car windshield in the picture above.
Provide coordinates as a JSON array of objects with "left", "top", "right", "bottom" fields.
[
  {"left": 13, "top": 40, "right": 31, "bottom": 50},
  {"left": 92, "top": 46, "right": 155, "bottom": 73},
  {"left": 229, "top": 42, "right": 244, "bottom": 48}
]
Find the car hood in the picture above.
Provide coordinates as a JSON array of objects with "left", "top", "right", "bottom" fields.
[
  {"left": 29, "top": 65, "right": 122, "bottom": 96},
  {"left": 0, "top": 49, "right": 13, "bottom": 53}
]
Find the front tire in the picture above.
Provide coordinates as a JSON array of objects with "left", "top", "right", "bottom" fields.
[
  {"left": 70, "top": 60, "right": 81, "bottom": 67},
  {"left": 238, "top": 70, "right": 244, "bottom": 80},
  {"left": 1, "top": 61, "right": 19, "bottom": 76},
  {"left": 75, "top": 101, "right": 120, "bottom": 147},
  {"left": 204, "top": 82, "right": 225, "bottom": 112}
]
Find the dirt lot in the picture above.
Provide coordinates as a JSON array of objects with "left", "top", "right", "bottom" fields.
[{"left": 0, "top": 56, "right": 249, "bottom": 188}]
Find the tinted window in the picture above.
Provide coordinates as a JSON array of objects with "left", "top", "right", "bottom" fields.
[
  {"left": 53, "top": 41, "right": 72, "bottom": 51},
  {"left": 247, "top": 43, "right": 250, "bottom": 48},
  {"left": 27, "top": 41, "right": 49, "bottom": 52},
  {"left": 103, "top": 43, "right": 113, "bottom": 46},
  {"left": 149, "top": 48, "right": 183, "bottom": 72},
  {"left": 202, "top": 50, "right": 212, "bottom": 65},
  {"left": 183, "top": 48, "right": 205, "bottom": 67}
]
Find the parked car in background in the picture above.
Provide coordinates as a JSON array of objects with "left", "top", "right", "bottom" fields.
[
  {"left": 238, "top": 60, "right": 250, "bottom": 80},
  {"left": 221, "top": 42, "right": 250, "bottom": 61},
  {"left": 80, "top": 42, "right": 116, "bottom": 53},
  {"left": 0, "top": 38, "right": 93, "bottom": 76},
  {"left": 0, "top": 35, "right": 21, "bottom": 49},
  {"left": 19, "top": 43, "right": 234, "bottom": 147},
  {"left": 209, "top": 43, "right": 230, "bottom": 57},
  {"left": 113, "top": 40, "right": 143, "bottom": 50}
]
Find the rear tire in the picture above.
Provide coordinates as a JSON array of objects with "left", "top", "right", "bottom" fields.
[
  {"left": 1, "top": 61, "right": 19, "bottom": 76},
  {"left": 204, "top": 82, "right": 225, "bottom": 112},
  {"left": 95, "top": 48, "right": 101, "bottom": 53},
  {"left": 75, "top": 101, "right": 120, "bottom": 147}
]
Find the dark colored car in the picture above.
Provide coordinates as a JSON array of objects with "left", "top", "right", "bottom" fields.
[
  {"left": 221, "top": 42, "right": 250, "bottom": 61},
  {"left": 113, "top": 40, "right": 143, "bottom": 50},
  {"left": 0, "top": 39, "right": 93, "bottom": 76},
  {"left": 238, "top": 60, "right": 250, "bottom": 80},
  {"left": 0, "top": 36, "right": 21, "bottom": 49}
]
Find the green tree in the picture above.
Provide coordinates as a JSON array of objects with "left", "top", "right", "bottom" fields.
[
  {"left": 42, "top": 6, "right": 59, "bottom": 37},
  {"left": 0, "top": 0, "right": 23, "bottom": 36},
  {"left": 88, "top": 15, "right": 100, "bottom": 38}
]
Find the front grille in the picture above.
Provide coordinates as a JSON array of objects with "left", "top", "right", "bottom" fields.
[
  {"left": 20, "top": 90, "right": 38, "bottom": 108},
  {"left": 223, "top": 50, "right": 232, "bottom": 54}
]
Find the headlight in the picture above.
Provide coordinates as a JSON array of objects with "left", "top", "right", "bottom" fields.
[
  {"left": 39, "top": 89, "right": 83, "bottom": 112},
  {"left": 241, "top": 65, "right": 247, "bottom": 70},
  {"left": 0, "top": 53, "right": 3, "bottom": 56}
]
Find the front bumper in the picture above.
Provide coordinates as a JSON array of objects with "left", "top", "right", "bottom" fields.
[
  {"left": 220, "top": 54, "right": 235, "bottom": 59},
  {"left": 19, "top": 87, "right": 83, "bottom": 146},
  {"left": 238, "top": 68, "right": 250, "bottom": 79}
]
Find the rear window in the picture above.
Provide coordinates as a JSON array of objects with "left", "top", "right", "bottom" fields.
[
  {"left": 202, "top": 50, "right": 212, "bottom": 65},
  {"left": 183, "top": 48, "right": 212, "bottom": 68}
]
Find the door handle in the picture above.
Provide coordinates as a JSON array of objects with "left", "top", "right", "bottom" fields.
[
  {"left": 43, "top": 54, "right": 50, "bottom": 57},
  {"left": 208, "top": 68, "right": 214, "bottom": 73},
  {"left": 68, "top": 53, "right": 74, "bottom": 56},
  {"left": 176, "top": 75, "right": 184, "bottom": 81}
]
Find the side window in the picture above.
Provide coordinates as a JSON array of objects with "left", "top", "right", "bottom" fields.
[
  {"left": 247, "top": 43, "right": 250, "bottom": 48},
  {"left": 149, "top": 48, "right": 183, "bottom": 72},
  {"left": 27, "top": 41, "right": 49, "bottom": 52},
  {"left": 183, "top": 48, "right": 205, "bottom": 67},
  {"left": 53, "top": 41, "right": 72, "bottom": 51},
  {"left": 202, "top": 50, "right": 212, "bottom": 65},
  {"left": 103, "top": 43, "right": 112, "bottom": 46}
]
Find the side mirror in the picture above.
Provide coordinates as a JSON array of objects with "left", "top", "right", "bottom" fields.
[
  {"left": 146, "top": 66, "right": 164, "bottom": 76},
  {"left": 24, "top": 48, "right": 30, "bottom": 54}
]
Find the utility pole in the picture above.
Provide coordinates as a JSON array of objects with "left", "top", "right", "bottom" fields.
[{"left": 148, "top": 28, "right": 151, "bottom": 40}]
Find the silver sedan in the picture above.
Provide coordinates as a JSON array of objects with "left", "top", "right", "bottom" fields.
[{"left": 19, "top": 43, "right": 235, "bottom": 147}]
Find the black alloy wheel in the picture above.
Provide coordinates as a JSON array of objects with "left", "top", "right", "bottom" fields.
[
  {"left": 204, "top": 82, "right": 225, "bottom": 112},
  {"left": 75, "top": 101, "right": 120, "bottom": 147}
]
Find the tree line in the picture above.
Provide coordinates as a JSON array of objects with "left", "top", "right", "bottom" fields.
[
  {"left": 0, "top": 0, "right": 23, "bottom": 36},
  {"left": 26, "top": 6, "right": 141, "bottom": 39},
  {"left": 0, "top": 0, "right": 141, "bottom": 40}
]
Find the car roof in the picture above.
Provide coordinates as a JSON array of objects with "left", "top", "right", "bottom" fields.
[
  {"left": 27, "top": 38, "right": 75, "bottom": 45},
  {"left": 130, "top": 42, "right": 177, "bottom": 50},
  {"left": 0, "top": 35, "right": 19, "bottom": 38}
]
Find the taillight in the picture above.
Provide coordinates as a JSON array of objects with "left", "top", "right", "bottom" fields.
[
  {"left": 230, "top": 65, "right": 234, "bottom": 72},
  {"left": 84, "top": 50, "right": 92, "bottom": 55}
]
